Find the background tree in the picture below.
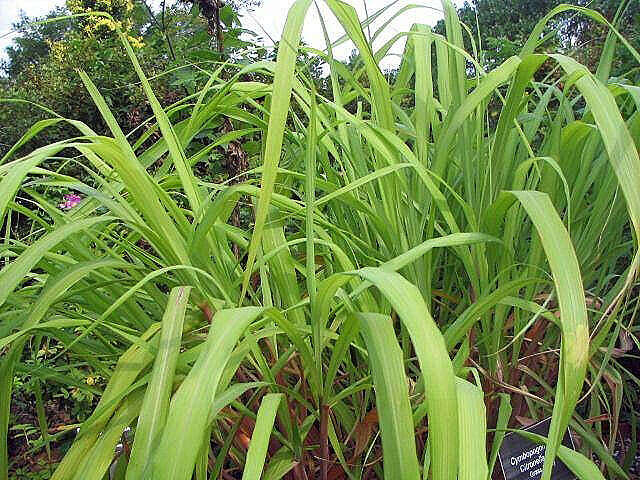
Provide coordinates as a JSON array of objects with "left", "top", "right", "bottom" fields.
[
  {"left": 0, "top": 0, "right": 261, "bottom": 160},
  {"left": 439, "top": 0, "right": 639, "bottom": 75},
  {"left": 178, "top": 0, "right": 260, "bottom": 51}
]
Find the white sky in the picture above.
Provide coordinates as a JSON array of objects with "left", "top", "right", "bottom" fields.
[
  {"left": 0, "top": 0, "right": 453, "bottom": 68},
  {"left": 242, "top": 1, "right": 448, "bottom": 69},
  {"left": 0, "top": 0, "right": 68, "bottom": 58}
]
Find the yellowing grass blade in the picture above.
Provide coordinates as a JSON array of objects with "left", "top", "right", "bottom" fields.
[
  {"left": 488, "top": 393, "right": 512, "bottom": 476},
  {"left": 110, "top": 27, "right": 203, "bottom": 213},
  {"left": 241, "top": 393, "right": 283, "bottom": 480},
  {"left": 357, "top": 313, "right": 420, "bottom": 480},
  {"left": 72, "top": 391, "right": 144, "bottom": 480},
  {"left": 509, "top": 191, "right": 589, "bottom": 480},
  {"left": 127, "top": 286, "right": 191, "bottom": 480},
  {"left": 355, "top": 268, "right": 458, "bottom": 480},
  {"left": 241, "top": 0, "right": 312, "bottom": 301},
  {"left": 325, "top": 0, "right": 393, "bottom": 130},
  {"left": 150, "top": 307, "right": 264, "bottom": 480},
  {"left": 456, "top": 378, "right": 488, "bottom": 480}
]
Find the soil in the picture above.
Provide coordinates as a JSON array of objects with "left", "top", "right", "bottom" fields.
[
  {"left": 614, "top": 435, "right": 640, "bottom": 479},
  {"left": 8, "top": 393, "right": 74, "bottom": 479}
]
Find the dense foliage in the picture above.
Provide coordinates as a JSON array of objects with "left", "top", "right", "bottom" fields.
[
  {"left": 0, "top": 0, "right": 260, "bottom": 161},
  {"left": 448, "top": 0, "right": 640, "bottom": 71},
  {"left": 1, "top": 1, "right": 640, "bottom": 479}
]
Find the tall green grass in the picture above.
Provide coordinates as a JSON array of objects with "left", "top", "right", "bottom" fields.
[{"left": 1, "top": 1, "right": 640, "bottom": 479}]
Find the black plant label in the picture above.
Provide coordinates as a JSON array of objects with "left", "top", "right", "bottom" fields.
[{"left": 498, "top": 418, "right": 576, "bottom": 480}]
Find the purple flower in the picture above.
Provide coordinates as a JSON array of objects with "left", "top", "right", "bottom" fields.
[{"left": 59, "top": 193, "right": 82, "bottom": 210}]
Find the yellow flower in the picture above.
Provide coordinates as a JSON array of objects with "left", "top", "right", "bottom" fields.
[
  {"left": 37, "top": 345, "right": 58, "bottom": 357},
  {"left": 48, "top": 40, "right": 66, "bottom": 63},
  {"left": 128, "top": 36, "right": 145, "bottom": 49},
  {"left": 66, "top": 0, "right": 82, "bottom": 12},
  {"left": 67, "top": 0, "right": 136, "bottom": 36}
]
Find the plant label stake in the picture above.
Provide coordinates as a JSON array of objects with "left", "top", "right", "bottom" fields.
[{"left": 498, "top": 418, "right": 576, "bottom": 480}]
